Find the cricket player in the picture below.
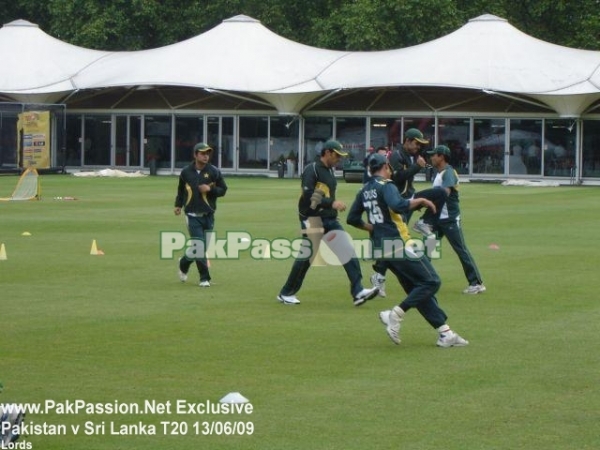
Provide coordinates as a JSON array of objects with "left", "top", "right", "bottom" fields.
[
  {"left": 414, "top": 145, "right": 486, "bottom": 294},
  {"left": 277, "top": 140, "right": 379, "bottom": 306},
  {"left": 371, "top": 128, "right": 447, "bottom": 296},
  {"left": 174, "top": 143, "right": 228, "bottom": 287},
  {"left": 347, "top": 153, "right": 469, "bottom": 347}
]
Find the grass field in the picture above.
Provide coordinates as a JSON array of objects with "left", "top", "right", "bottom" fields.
[{"left": 1, "top": 173, "right": 599, "bottom": 450}]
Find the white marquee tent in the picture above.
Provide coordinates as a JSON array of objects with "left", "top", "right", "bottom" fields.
[
  {"left": 0, "top": 19, "right": 110, "bottom": 104},
  {"left": 2, "top": 14, "right": 600, "bottom": 116},
  {"left": 68, "top": 15, "right": 349, "bottom": 114},
  {"left": 316, "top": 14, "right": 600, "bottom": 117}
]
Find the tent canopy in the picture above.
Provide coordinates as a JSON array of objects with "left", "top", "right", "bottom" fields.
[
  {"left": 315, "top": 15, "right": 600, "bottom": 116},
  {"left": 70, "top": 15, "right": 348, "bottom": 114},
  {"left": 0, "top": 19, "right": 109, "bottom": 103},
  {"left": 2, "top": 14, "right": 600, "bottom": 116}
]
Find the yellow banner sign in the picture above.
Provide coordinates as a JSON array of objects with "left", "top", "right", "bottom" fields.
[{"left": 18, "top": 111, "right": 51, "bottom": 169}]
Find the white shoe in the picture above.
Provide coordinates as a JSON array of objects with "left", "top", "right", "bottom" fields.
[
  {"left": 412, "top": 219, "right": 434, "bottom": 237},
  {"left": 178, "top": 258, "right": 188, "bottom": 282},
  {"left": 386, "top": 307, "right": 403, "bottom": 344},
  {"left": 463, "top": 284, "right": 486, "bottom": 294},
  {"left": 199, "top": 280, "right": 211, "bottom": 287},
  {"left": 378, "top": 310, "right": 391, "bottom": 326},
  {"left": 370, "top": 273, "right": 386, "bottom": 297},
  {"left": 353, "top": 286, "right": 379, "bottom": 306},
  {"left": 277, "top": 294, "right": 300, "bottom": 305},
  {"left": 436, "top": 330, "right": 469, "bottom": 348}
]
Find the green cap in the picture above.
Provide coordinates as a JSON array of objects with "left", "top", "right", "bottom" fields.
[
  {"left": 193, "top": 143, "right": 213, "bottom": 153},
  {"left": 368, "top": 153, "right": 390, "bottom": 172},
  {"left": 323, "top": 139, "right": 348, "bottom": 156},
  {"left": 404, "top": 128, "right": 429, "bottom": 144},
  {"left": 426, "top": 145, "right": 451, "bottom": 156}
]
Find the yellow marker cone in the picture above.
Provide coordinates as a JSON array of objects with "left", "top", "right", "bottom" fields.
[
  {"left": 22, "top": 231, "right": 31, "bottom": 236},
  {"left": 90, "top": 239, "right": 100, "bottom": 255},
  {"left": 0, "top": 243, "right": 7, "bottom": 260}
]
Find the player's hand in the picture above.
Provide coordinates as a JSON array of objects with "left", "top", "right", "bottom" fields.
[
  {"left": 416, "top": 155, "right": 427, "bottom": 168},
  {"left": 332, "top": 200, "right": 347, "bottom": 212},
  {"left": 199, "top": 184, "right": 211, "bottom": 193},
  {"left": 310, "top": 189, "right": 325, "bottom": 209},
  {"left": 174, "top": 207, "right": 182, "bottom": 216}
]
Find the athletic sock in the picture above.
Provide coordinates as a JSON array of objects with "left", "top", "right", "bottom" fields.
[{"left": 437, "top": 324, "right": 450, "bottom": 334}]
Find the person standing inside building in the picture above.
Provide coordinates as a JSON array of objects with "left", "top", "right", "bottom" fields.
[
  {"left": 347, "top": 153, "right": 469, "bottom": 347},
  {"left": 277, "top": 140, "right": 379, "bottom": 306},
  {"left": 174, "top": 143, "right": 228, "bottom": 287},
  {"left": 414, "top": 145, "right": 485, "bottom": 294}
]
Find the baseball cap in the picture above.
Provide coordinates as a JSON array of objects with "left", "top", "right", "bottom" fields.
[
  {"left": 193, "top": 143, "right": 213, "bottom": 153},
  {"left": 368, "top": 153, "right": 390, "bottom": 173},
  {"left": 404, "top": 128, "right": 429, "bottom": 144},
  {"left": 426, "top": 145, "right": 451, "bottom": 156},
  {"left": 323, "top": 139, "right": 348, "bottom": 156}
]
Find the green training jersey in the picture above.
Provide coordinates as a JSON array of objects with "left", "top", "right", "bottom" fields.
[{"left": 432, "top": 164, "right": 460, "bottom": 221}]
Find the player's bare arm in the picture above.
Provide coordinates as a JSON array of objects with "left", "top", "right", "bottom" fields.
[{"left": 409, "top": 198, "right": 436, "bottom": 213}]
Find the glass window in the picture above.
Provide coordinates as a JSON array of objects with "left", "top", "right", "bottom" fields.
[
  {"left": 83, "top": 115, "right": 111, "bottom": 165},
  {"left": 544, "top": 119, "right": 576, "bottom": 177},
  {"left": 336, "top": 117, "right": 366, "bottom": 169},
  {"left": 239, "top": 116, "right": 268, "bottom": 170},
  {"left": 115, "top": 116, "right": 128, "bottom": 166},
  {"left": 65, "top": 115, "right": 82, "bottom": 166},
  {"left": 304, "top": 117, "right": 333, "bottom": 167},
  {"left": 369, "top": 117, "right": 396, "bottom": 150},
  {"left": 0, "top": 111, "right": 19, "bottom": 168},
  {"left": 269, "top": 116, "right": 299, "bottom": 171},
  {"left": 129, "top": 116, "right": 142, "bottom": 167},
  {"left": 544, "top": 119, "right": 577, "bottom": 177},
  {"left": 220, "top": 117, "right": 234, "bottom": 169},
  {"left": 473, "top": 118, "right": 505, "bottom": 174},
  {"left": 175, "top": 116, "right": 203, "bottom": 168},
  {"left": 509, "top": 119, "right": 542, "bottom": 175},
  {"left": 582, "top": 120, "right": 600, "bottom": 177},
  {"left": 51, "top": 108, "right": 67, "bottom": 168},
  {"left": 437, "top": 118, "right": 470, "bottom": 174},
  {"left": 206, "top": 116, "right": 234, "bottom": 169},
  {"left": 145, "top": 115, "right": 171, "bottom": 169},
  {"left": 115, "top": 115, "right": 142, "bottom": 167}
]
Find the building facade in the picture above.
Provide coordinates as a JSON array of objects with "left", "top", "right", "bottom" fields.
[{"left": 2, "top": 15, "right": 600, "bottom": 182}]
